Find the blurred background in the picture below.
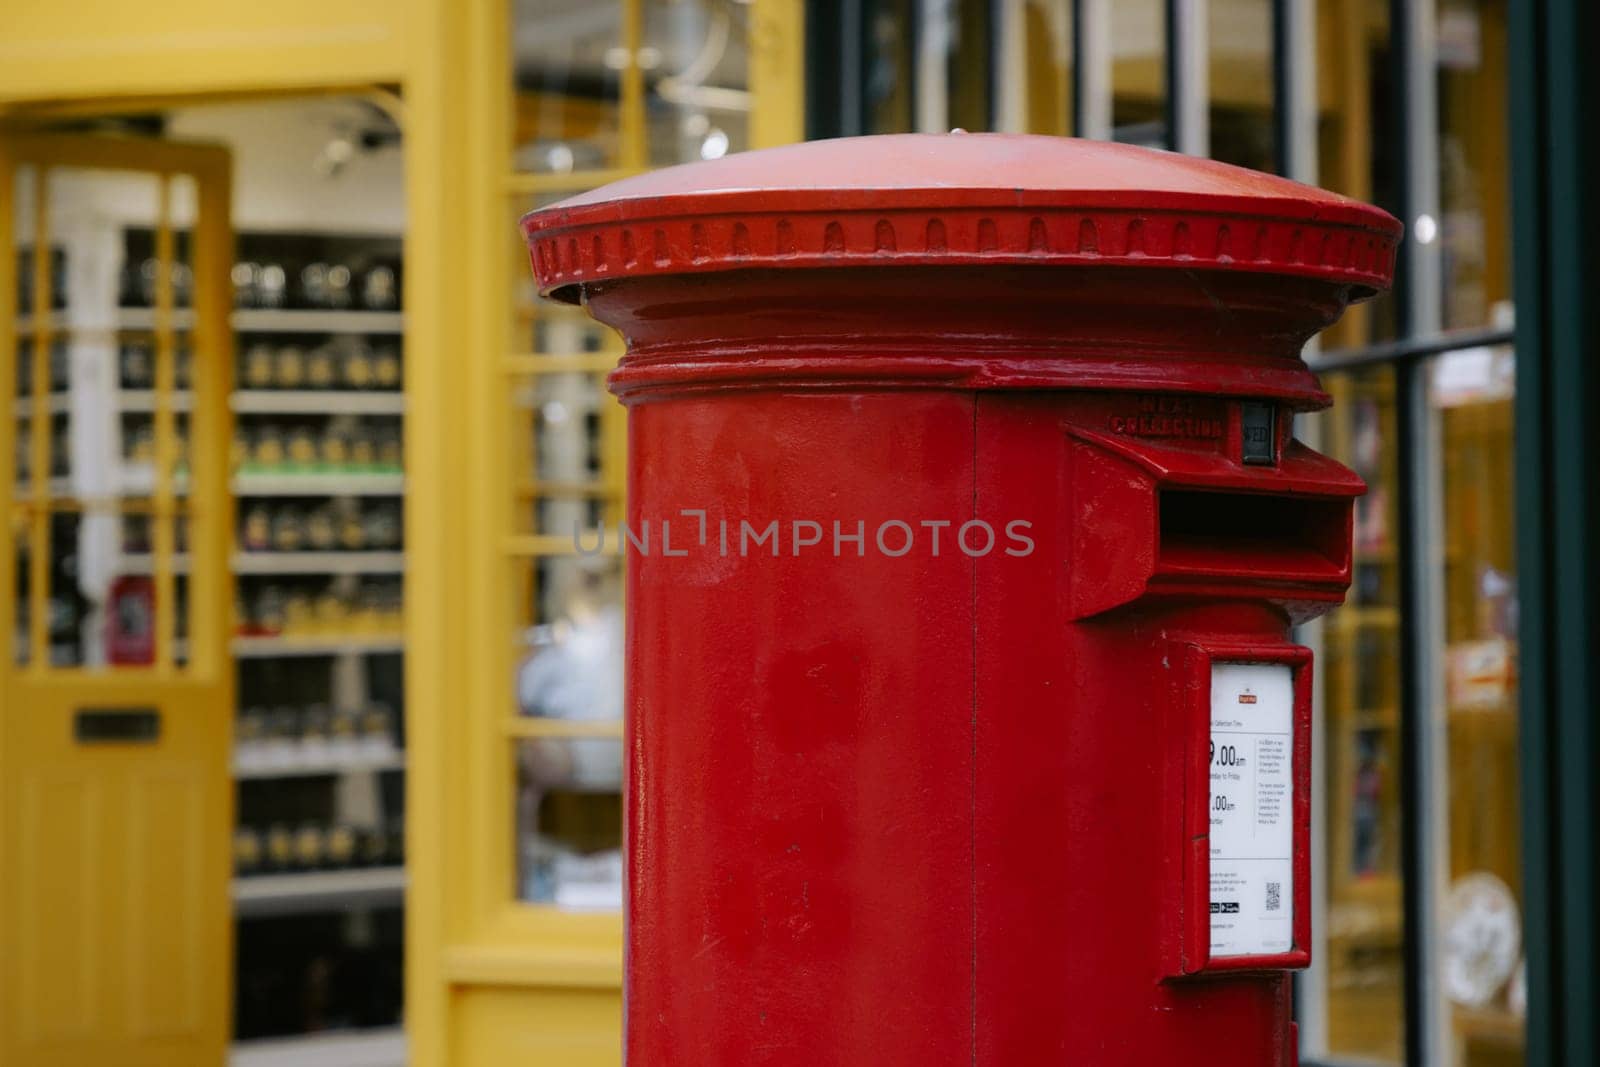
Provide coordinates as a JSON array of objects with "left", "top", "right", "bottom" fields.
[{"left": 0, "top": 0, "right": 1586, "bottom": 1065}]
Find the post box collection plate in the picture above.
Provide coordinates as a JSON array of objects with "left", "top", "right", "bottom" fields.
[
  {"left": 1210, "top": 662, "right": 1295, "bottom": 959},
  {"left": 521, "top": 134, "right": 1399, "bottom": 1066}
]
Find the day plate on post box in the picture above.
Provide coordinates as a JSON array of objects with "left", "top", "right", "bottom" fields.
[
  {"left": 1173, "top": 642, "right": 1312, "bottom": 976},
  {"left": 1208, "top": 662, "right": 1294, "bottom": 958}
]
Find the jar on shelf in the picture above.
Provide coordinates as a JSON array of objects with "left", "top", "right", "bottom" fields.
[
  {"left": 319, "top": 425, "right": 351, "bottom": 470},
  {"left": 253, "top": 586, "right": 287, "bottom": 635},
  {"left": 343, "top": 343, "right": 375, "bottom": 390},
  {"left": 300, "top": 263, "right": 330, "bottom": 309},
  {"left": 233, "top": 828, "right": 263, "bottom": 876},
  {"left": 270, "top": 507, "right": 305, "bottom": 552},
  {"left": 306, "top": 505, "right": 338, "bottom": 551},
  {"left": 349, "top": 428, "right": 377, "bottom": 470},
  {"left": 377, "top": 427, "right": 402, "bottom": 471},
  {"left": 362, "top": 503, "right": 400, "bottom": 549},
  {"left": 264, "top": 824, "right": 294, "bottom": 872},
  {"left": 292, "top": 823, "right": 325, "bottom": 871},
  {"left": 337, "top": 501, "right": 366, "bottom": 551},
  {"left": 274, "top": 345, "right": 306, "bottom": 390},
  {"left": 362, "top": 264, "right": 398, "bottom": 310},
  {"left": 242, "top": 343, "right": 275, "bottom": 389},
  {"left": 285, "top": 427, "right": 317, "bottom": 469},
  {"left": 326, "top": 825, "right": 358, "bottom": 869},
  {"left": 232, "top": 261, "right": 261, "bottom": 308},
  {"left": 306, "top": 345, "right": 337, "bottom": 390},
  {"left": 252, "top": 427, "right": 286, "bottom": 469},
  {"left": 241, "top": 504, "right": 272, "bottom": 552},
  {"left": 372, "top": 345, "right": 401, "bottom": 390},
  {"left": 230, "top": 428, "right": 251, "bottom": 472},
  {"left": 326, "top": 264, "right": 353, "bottom": 310},
  {"left": 313, "top": 589, "right": 348, "bottom": 632},
  {"left": 258, "top": 263, "right": 288, "bottom": 309}
]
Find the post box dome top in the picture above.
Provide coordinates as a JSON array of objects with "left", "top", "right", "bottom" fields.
[{"left": 521, "top": 133, "right": 1401, "bottom": 303}]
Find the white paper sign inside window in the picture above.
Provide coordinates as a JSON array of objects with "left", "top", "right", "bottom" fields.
[{"left": 1209, "top": 662, "right": 1295, "bottom": 958}]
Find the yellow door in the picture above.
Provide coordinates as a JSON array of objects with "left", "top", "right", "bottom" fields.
[{"left": 0, "top": 133, "right": 234, "bottom": 1067}]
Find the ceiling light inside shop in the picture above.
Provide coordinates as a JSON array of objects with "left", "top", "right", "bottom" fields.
[{"left": 700, "top": 127, "right": 729, "bottom": 160}]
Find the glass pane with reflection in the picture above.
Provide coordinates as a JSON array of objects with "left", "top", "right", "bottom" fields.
[
  {"left": 1208, "top": 0, "right": 1275, "bottom": 171},
  {"left": 511, "top": 0, "right": 751, "bottom": 175},
  {"left": 1314, "top": 0, "right": 1400, "bottom": 347},
  {"left": 516, "top": 738, "right": 624, "bottom": 908},
  {"left": 1436, "top": 0, "right": 1511, "bottom": 331},
  {"left": 512, "top": 556, "right": 625, "bottom": 908},
  {"left": 1430, "top": 342, "right": 1523, "bottom": 1065},
  {"left": 1111, "top": 0, "right": 1166, "bottom": 145},
  {"left": 1312, "top": 366, "right": 1407, "bottom": 1064}
]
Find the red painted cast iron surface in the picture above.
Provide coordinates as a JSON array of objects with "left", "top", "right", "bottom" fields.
[{"left": 521, "top": 134, "right": 1399, "bottom": 1065}]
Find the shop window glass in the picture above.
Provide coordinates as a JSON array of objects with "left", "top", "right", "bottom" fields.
[
  {"left": 512, "top": 0, "right": 752, "bottom": 175},
  {"left": 1436, "top": 0, "right": 1511, "bottom": 330},
  {"left": 507, "top": 338, "right": 623, "bottom": 906},
  {"left": 1430, "top": 341, "right": 1523, "bottom": 1064},
  {"left": 512, "top": 561, "right": 624, "bottom": 908},
  {"left": 1111, "top": 0, "right": 1166, "bottom": 144},
  {"left": 7, "top": 166, "right": 205, "bottom": 671},
  {"left": 1209, "top": 0, "right": 1275, "bottom": 172},
  {"left": 1310, "top": 366, "right": 1407, "bottom": 1064},
  {"left": 1315, "top": 0, "right": 1400, "bottom": 347},
  {"left": 864, "top": 0, "right": 916, "bottom": 133}
]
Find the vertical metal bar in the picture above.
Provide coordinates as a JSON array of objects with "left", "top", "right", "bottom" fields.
[
  {"left": 1508, "top": 1, "right": 1559, "bottom": 1062},
  {"left": 1529, "top": 0, "right": 1600, "bottom": 1060},
  {"left": 1165, "top": 0, "right": 1208, "bottom": 155},
  {"left": 1394, "top": 355, "right": 1445, "bottom": 1067},
  {"left": 152, "top": 175, "right": 176, "bottom": 671},
  {"left": 986, "top": 0, "right": 1007, "bottom": 131},
  {"left": 1389, "top": 3, "right": 1425, "bottom": 1061},
  {"left": 806, "top": 0, "right": 860, "bottom": 138},
  {"left": 619, "top": 0, "right": 648, "bottom": 170},
  {"left": 28, "top": 168, "right": 51, "bottom": 670},
  {"left": 842, "top": 0, "right": 865, "bottom": 135},
  {"left": 1270, "top": 0, "right": 1293, "bottom": 177},
  {"left": 1073, "top": 0, "right": 1111, "bottom": 139},
  {"left": 1278, "top": 0, "right": 1326, "bottom": 1048},
  {"left": 1390, "top": 0, "right": 1446, "bottom": 1062},
  {"left": 1071, "top": 0, "right": 1085, "bottom": 135},
  {"left": 914, "top": 0, "right": 949, "bottom": 132}
]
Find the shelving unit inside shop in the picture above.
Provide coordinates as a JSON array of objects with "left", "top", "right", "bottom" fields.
[{"left": 209, "top": 229, "right": 408, "bottom": 1059}]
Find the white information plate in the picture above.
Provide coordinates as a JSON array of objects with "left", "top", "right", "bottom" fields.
[{"left": 1209, "top": 662, "right": 1294, "bottom": 958}]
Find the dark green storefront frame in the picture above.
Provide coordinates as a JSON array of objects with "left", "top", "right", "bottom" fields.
[{"left": 1511, "top": 1, "right": 1600, "bottom": 1065}]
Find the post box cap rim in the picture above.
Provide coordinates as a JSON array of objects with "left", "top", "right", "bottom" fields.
[{"left": 521, "top": 134, "right": 1401, "bottom": 302}]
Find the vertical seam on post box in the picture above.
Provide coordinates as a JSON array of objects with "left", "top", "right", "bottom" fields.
[{"left": 969, "top": 392, "right": 979, "bottom": 1066}]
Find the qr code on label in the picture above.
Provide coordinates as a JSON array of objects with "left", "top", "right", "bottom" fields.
[{"left": 1265, "top": 881, "right": 1282, "bottom": 913}]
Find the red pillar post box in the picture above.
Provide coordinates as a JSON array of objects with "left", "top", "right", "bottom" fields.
[{"left": 521, "top": 134, "right": 1399, "bottom": 1066}]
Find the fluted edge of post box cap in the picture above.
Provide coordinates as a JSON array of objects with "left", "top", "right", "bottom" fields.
[{"left": 519, "top": 133, "right": 1402, "bottom": 305}]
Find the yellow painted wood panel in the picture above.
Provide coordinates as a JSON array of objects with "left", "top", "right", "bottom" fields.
[
  {"left": 3, "top": 687, "right": 232, "bottom": 1066},
  {"left": 0, "top": 0, "right": 407, "bottom": 104},
  {"left": 0, "top": 135, "right": 235, "bottom": 1067},
  {"left": 452, "top": 986, "right": 623, "bottom": 1067}
]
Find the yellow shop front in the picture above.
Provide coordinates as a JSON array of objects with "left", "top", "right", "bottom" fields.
[{"left": 0, "top": 2, "right": 802, "bottom": 1064}]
